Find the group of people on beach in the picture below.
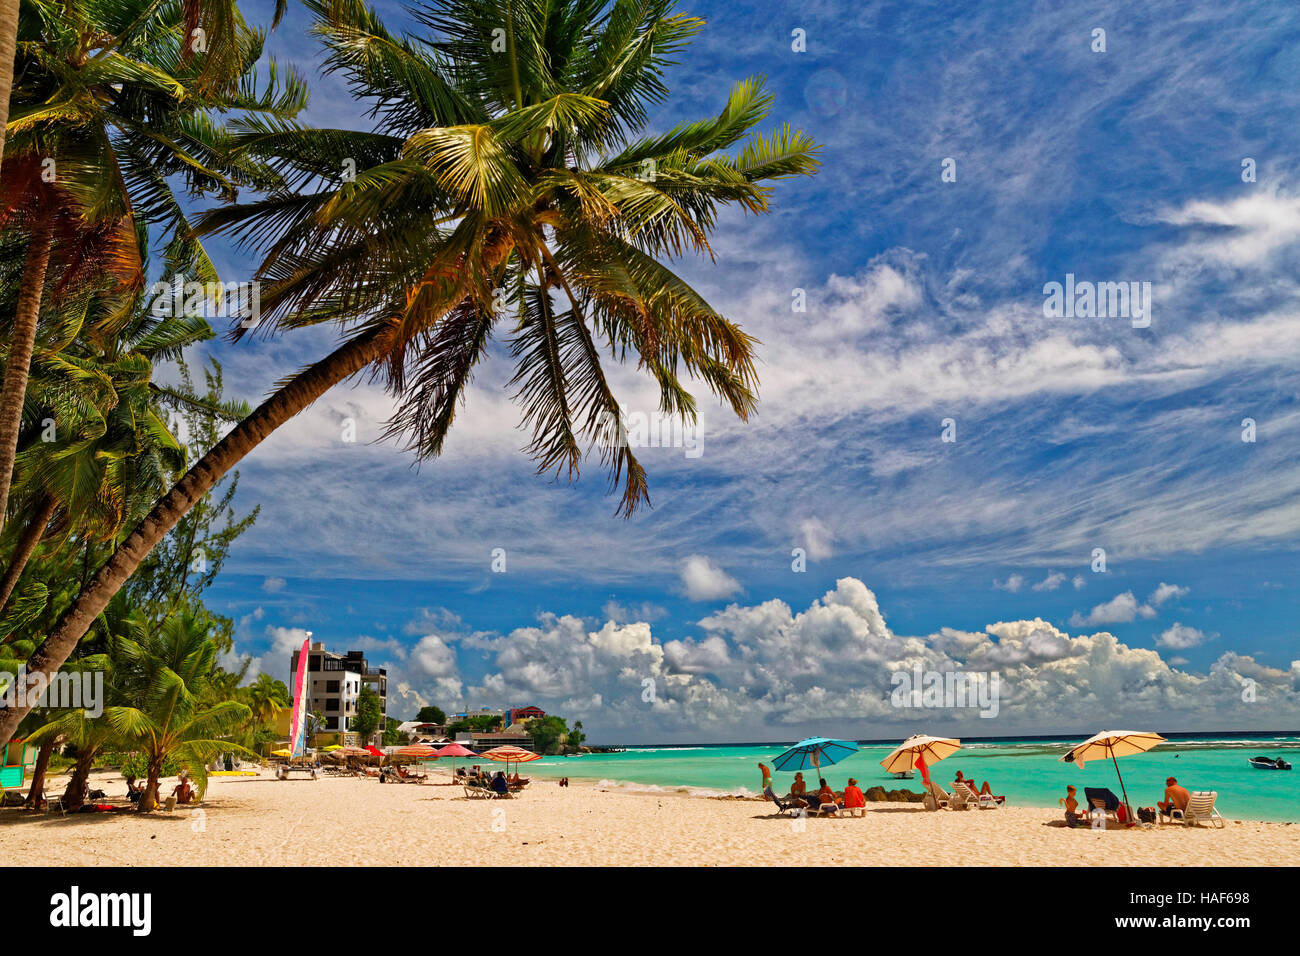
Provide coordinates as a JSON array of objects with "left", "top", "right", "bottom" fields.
[
  {"left": 757, "top": 762, "right": 1004, "bottom": 814},
  {"left": 1062, "top": 776, "right": 1190, "bottom": 826}
]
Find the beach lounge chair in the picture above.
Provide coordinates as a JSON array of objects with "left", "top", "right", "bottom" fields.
[
  {"left": 464, "top": 783, "right": 512, "bottom": 799},
  {"left": 922, "top": 780, "right": 954, "bottom": 811},
  {"left": 764, "top": 787, "right": 803, "bottom": 816},
  {"left": 954, "top": 780, "right": 1003, "bottom": 809},
  {"left": 1167, "top": 790, "right": 1225, "bottom": 829},
  {"left": 815, "top": 796, "right": 841, "bottom": 817},
  {"left": 1083, "top": 787, "right": 1123, "bottom": 825}
]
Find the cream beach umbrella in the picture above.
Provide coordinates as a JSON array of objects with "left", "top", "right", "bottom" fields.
[
  {"left": 879, "top": 735, "right": 962, "bottom": 779},
  {"left": 1060, "top": 730, "right": 1166, "bottom": 820},
  {"left": 481, "top": 745, "right": 542, "bottom": 780}
]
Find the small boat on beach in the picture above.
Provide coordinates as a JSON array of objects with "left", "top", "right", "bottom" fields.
[
  {"left": 891, "top": 770, "right": 914, "bottom": 779},
  {"left": 1249, "top": 756, "right": 1292, "bottom": 770}
]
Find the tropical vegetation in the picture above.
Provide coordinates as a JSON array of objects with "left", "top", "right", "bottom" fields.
[{"left": 0, "top": 0, "right": 818, "bottom": 798}]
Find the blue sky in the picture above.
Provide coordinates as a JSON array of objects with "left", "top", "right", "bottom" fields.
[{"left": 188, "top": 0, "right": 1298, "bottom": 742}]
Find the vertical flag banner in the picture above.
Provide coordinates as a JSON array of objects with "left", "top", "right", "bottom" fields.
[{"left": 289, "top": 639, "right": 310, "bottom": 758}]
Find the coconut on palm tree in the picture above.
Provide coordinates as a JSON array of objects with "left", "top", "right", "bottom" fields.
[{"left": 0, "top": 0, "right": 818, "bottom": 745}]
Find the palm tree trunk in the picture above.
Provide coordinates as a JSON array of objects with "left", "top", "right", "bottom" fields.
[
  {"left": 22, "top": 735, "right": 56, "bottom": 809},
  {"left": 0, "top": 214, "right": 56, "bottom": 538},
  {"left": 63, "top": 751, "right": 93, "bottom": 812},
  {"left": 0, "top": 325, "right": 390, "bottom": 744},
  {"left": 0, "top": 0, "right": 21, "bottom": 185},
  {"left": 140, "top": 754, "right": 162, "bottom": 813},
  {"left": 0, "top": 235, "right": 516, "bottom": 747},
  {"left": 0, "top": 493, "right": 57, "bottom": 612}
]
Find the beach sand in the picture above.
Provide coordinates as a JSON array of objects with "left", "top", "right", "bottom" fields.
[{"left": 4, "top": 767, "right": 1297, "bottom": 866}]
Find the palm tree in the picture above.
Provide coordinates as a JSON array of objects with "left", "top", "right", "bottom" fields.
[
  {"left": 0, "top": 0, "right": 818, "bottom": 745},
  {"left": 0, "top": 313, "right": 206, "bottom": 612},
  {"left": 106, "top": 607, "right": 253, "bottom": 810},
  {"left": 0, "top": 0, "right": 306, "bottom": 534},
  {"left": 245, "top": 672, "right": 288, "bottom": 727},
  {"left": 23, "top": 653, "right": 118, "bottom": 811}
]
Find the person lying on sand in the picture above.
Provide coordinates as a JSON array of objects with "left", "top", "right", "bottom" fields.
[{"left": 1158, "top": 777, "right": 1189, "bottom": 817}]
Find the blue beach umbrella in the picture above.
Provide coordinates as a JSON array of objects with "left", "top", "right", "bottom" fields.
[{"left": 771, "top": 737, "right": 859, "bottom": 782}]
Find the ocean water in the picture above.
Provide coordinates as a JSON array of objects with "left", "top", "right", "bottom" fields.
[{"left": 518, "top": 735, "right": 1300, "bottom": 822}]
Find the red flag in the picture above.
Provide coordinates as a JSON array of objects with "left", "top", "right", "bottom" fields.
[{"left": 914, "top": 751, "right": 931, "bottom": 786}]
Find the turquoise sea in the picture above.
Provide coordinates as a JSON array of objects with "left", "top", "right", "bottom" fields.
[{"left": 518, "top": 734, "right": 1300, "bottom": 822}]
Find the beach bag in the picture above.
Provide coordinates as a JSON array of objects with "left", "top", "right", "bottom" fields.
[{"left": 1138, "top": 806, "right": 1156, "bottom": 824}]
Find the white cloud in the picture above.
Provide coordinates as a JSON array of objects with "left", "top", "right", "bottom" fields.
[
  {"left": 261, "top": 577, "right": 286, "bottom": 593},
  {"left": 679, "top": 555, "right": 742, "bottom": 602},
  {"left": 1148, "top": 582, "right": 1190, "bottom": 607},
  {"left": 456, "top": 578, "right": 1300, "bottom": 740},
  {"left": 1068, "top": 591, "right": 1157, "bottom": 628},
  {"left": 1156, "top": 623, "right": 1208, "bottom": 650},
  {"left": 798, "top": 517, "right": 835, "bottom": 561},
  {"left": 1032, "top": 571, "right": 1067, "bottom": 591},
  {"left": 994, "top": 574, "right": 1025, "bottom": 593}
]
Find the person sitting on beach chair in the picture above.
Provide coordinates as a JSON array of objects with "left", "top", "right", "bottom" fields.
[
  {"left": 125, "top": 775, "right": 144, "bottom": 805},
  {"left": 815, "top": 778, "right": 841, "bottom": 815},
  {"left": 490, "top": 771, "right": 509, "bottom": 796},
  {"left": 954, "top": 770, "right": 1004, "bottom": 805},
  {"left": 841, "top": 778, "right": 866, "bottom": 817},
  {"left": 1158, "top": 777, "right": 1189, "bottom": 819},
  {"left": 789, "top": 772, "right": 814, "bottom": 807}
]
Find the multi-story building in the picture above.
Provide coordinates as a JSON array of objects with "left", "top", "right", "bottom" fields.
[{"left": 290, "top": 642, "right": 388, "bottom": 746}]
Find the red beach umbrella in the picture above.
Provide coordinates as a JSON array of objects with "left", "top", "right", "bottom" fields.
[{"left": 436, "top": 743, "right": 479, "bottom": 780}]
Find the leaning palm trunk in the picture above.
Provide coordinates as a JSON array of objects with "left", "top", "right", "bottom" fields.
[
  {"left": 0, "top": 325, "right": 389, "bottom": 742},
  {"left": 0, "top": 493, "right": 56, "bottom": 611},
  {"left": 0, "top": 0, "right": 19, "bottom": 185},
  {"left": 0, "top": 220, "right": 515, "bottom": 744},
  {"left": 0, "top": 214, "right": 55, "bottom": 537},
  {"left": 62, "top": 750, "right": 95, "bottom": 812},
  {"left": 22, "top": 735, "right": 55, "bottom": 809}
]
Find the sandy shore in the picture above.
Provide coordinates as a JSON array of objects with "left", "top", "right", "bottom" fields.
[{"left": 3, "top": 766, "right": 1296, "bottom": 866}]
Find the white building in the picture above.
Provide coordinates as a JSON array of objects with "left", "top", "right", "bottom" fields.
[{"left": 290, "top": 642, "right": 388, "bottom": 745}]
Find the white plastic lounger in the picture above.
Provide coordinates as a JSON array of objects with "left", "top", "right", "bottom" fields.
[
  {"left": 1168, "top": 790, "right": 1225, "bottom": 828},
  {"left": 922, "top": 780, "right": 953, "bottom": 811}
]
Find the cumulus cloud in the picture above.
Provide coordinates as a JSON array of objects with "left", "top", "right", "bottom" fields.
[
  {"left": 220, "top": 624, "right": 311, "bottom": 686},
  {"left": 1156, "top": 623, "right": 1208, "bottom": 650},
  {"left": 1069, "top": 591, "right": 1157, "bottom": 628},
  {"left": 994, "top": 574, "right": 1025, "bottom": 593},
  {"left": 1032, "top": 571, "right": 1067, "bottom": 591},
  {"left": 1148, "top": 582, "right": 1190, "bottom": 607},
  {"left": 452, "top": 578, "right": 1300, "bottom": 741},
  {"left": 406, "top": 634, "right": 464, "bottom": 703},
  {"left": 679, "top": 555, "right": 742, "bottom": 601}
]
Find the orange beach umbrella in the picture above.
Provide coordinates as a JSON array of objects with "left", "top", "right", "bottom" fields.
[{"left": 481, "top": 746, "right": 541, "bottom": 778}]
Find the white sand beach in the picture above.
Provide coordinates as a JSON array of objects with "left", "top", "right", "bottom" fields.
[{"left": 3, "top": 766, "right": 1297, "bottom": 867}]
